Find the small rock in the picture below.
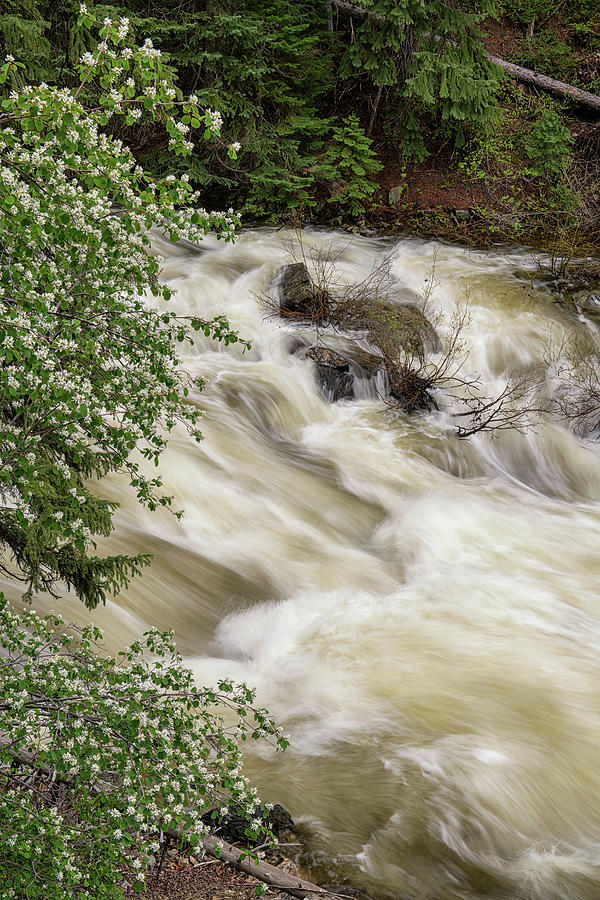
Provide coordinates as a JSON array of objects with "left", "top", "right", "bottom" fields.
[
  {"left": 306, "top": 346, "right": 354, "bottom": 402},
  {"left": 453, "top": 209, "right": 471, "bottom": 223},
  {"left": 388, "top": 186, "right": 404, "bottom": 206},
  {"left": 278, "top": 263, "right": 330, "bottom": 321}
]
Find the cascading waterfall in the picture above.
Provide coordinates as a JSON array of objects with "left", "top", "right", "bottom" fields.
[{"left": 8, "top": 229, "right": 600, "bottom": 899}]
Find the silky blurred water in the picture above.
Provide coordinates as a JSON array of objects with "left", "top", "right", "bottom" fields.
[{"left": 10, "top": 230, "right": 600, "bottom": 899}]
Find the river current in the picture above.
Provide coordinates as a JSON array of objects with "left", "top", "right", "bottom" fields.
[{"left": 11, "top": 229, "right": 600, "bottom": 899}]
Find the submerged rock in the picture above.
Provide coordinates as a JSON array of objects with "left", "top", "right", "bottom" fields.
[
  {"left": 343, "top": 347, "right": 384, "bottom": 378},
  {"left": 306, "top": 346, "right": 354, "bottom": 402}
]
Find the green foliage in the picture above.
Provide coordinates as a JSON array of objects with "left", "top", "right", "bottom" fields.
[
  {"left": 94, "top": 0, "right": 334, "bottom": 214},
  {"left": 525, "top": 106, "right": 574, "bottom": 180},
  {"left": 0, "top": 12, "right": 247, "bottom": 607},
  {"left": 0, "top": 0, "right": 92, "bottom": 83},
  {"left": 0, "top": 0, "right": 511, "bottom": 217},
  {"left": 0, "top": 596, "right": 288, "bottom": 898},
  {"left": 319, "top": 114, "right": 382, "bottom": 216},
  {"left": 339, "top": 0, "right": 502, "bottom": 148},
  {"left": 497, "top": 0, "right": 555, "bottom": 26},
  {"left": 515, "top": 29, "right": 579, "bottom": 82}
]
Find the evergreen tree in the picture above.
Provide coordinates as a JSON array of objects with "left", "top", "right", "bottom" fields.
[{"left": 337, "top": 0, "right": 501, "bottom": 154}]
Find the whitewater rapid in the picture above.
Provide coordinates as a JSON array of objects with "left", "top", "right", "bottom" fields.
[{"left": 9, "top": 229, "right": 600, "bottom": 899}]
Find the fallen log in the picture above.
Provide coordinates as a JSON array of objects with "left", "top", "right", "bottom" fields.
[
  {"left": 486, "top": 54, "right": 600, "bottom": 113},
  {"left": 330, "top": 0, "right": 600, "bottom": 113}
]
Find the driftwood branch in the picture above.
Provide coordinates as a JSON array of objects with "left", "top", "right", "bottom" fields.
[
  {"left": 197, "top": 834, "right": 349, "bottom": 900},
  {"left": 330, "top": 0, "right": 600, "bottom": 112}
]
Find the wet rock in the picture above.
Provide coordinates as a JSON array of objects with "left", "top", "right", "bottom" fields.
[
  {"left": 278, "top": 263, "right": 330, "bottom": 321},
  {"left": 306, "top": 346, "right": 354, "bottom": 402},
  {"left": 571, "top": 290, "right": 600, "bottom": 314},
  {"left": 338, "top": 301, "right": 440, "bottom": 359},
  {"left": 202, "top": 803, "right": 295, "bottom": 846},
  {"left": 343, "top": 347, "right": 384, "bottom": 378},
  {"left": 453, "top": 208, "right": 471, "bottom": 223},
  {"left": 322, "top": 886, "right": 372, "bottom": 900},
  {"left": 286, "top": 335, "right": 309, "bottom": 355},
  {"left": 279, "top": 263, "right": 313, "bottom": 316},
  {"left": 267, "top": 803, "right": 295, "bottom": 836}
]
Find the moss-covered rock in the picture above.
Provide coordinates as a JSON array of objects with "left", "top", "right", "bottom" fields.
[{"left": 336, "top": 301, "right": 440, "bottom": 360}]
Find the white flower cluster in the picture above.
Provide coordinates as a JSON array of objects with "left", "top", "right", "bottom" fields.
[
  {"left": 0, "top": 36, "right": 243, "bottom": 553},
  {"left": 206, "top": 108, "right": 223, "bottom": 132},
  {"left": 0, "top": 601, "right": 287, "bottom": 897},
  {"left": 139, "top": 38, "right": 161, "bottom": 59}
]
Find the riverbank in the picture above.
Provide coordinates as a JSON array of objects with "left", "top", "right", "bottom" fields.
[{"left": 144, "top": 854, "right": 257, "bottom": 900}]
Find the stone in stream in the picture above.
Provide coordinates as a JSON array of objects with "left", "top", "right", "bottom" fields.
[
  {"left": 305, "top": 346, "right": 355, "bottom": 402},
  {"left": 275, "top": 263, "right": 439, "bottom": 360},
  {"left": 276, "top": 262, "right": 441, "bottom": 407},
  {"left": 337, "top": 300, "right": 440, "bottom": 360},
  {"left": 278, "top": 262, "right": 331, "bottom": 322}
]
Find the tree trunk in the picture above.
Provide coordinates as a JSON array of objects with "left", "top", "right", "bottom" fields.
[
  {"left": 325, "top": 0, "right": 334, "bottom": 32},
  {"left": 397, "top": 24, "right": 415, "bottom": 85},
  {"left": 367, "top": 84, "right": 383, "bottom": 135}
]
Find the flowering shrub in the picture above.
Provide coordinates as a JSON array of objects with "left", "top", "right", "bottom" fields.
[
  {"left": 0, "top": 8, "right": 245, "bottom": 607},
  {"left": 0, "top": 595, "right": 289, "bottom": 898}
]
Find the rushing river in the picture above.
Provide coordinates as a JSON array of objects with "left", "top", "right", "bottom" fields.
[{"left": 10, "top": 229, "right": 600, "bottom": 899}]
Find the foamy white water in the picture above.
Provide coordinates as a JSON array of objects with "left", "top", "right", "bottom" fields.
[{"left": 9, "top": 229, "right": 600, "bottom": 899}]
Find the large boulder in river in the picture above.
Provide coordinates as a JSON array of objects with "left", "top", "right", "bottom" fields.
[
  {"left": 305, "top": 346, "right": 354, "bottom": 402},
  {"left": 337, "top": 301, "right": 440, "bottom": 360}
]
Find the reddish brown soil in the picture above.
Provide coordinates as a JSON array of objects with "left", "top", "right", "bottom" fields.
[{"left": 143, "top": 856, "right": 258, "bottom": 900}]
